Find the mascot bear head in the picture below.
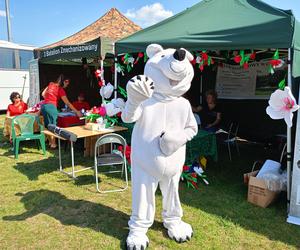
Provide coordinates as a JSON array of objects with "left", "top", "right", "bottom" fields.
[{"left": 144, "top": 44, "right": 194, "bottom": 99}]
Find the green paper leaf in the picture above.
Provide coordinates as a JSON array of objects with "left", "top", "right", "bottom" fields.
[
  {"left": 118, "top": 86, "right": 127, "bottom": 98},
  {"left": 208, "top": 56, "right": 211, "bottom": 66},
  {"left": 144, "top": 53, "right": 148, "bottom": 62},
  {"left": 244, "top": 55, "right": 250, "bottom": 63},
  {"left": 273, "top": 49, "right": 279, "bottom": 60},
  {"left": 278, "top": 79, "right": 286, "bottom": 90}
]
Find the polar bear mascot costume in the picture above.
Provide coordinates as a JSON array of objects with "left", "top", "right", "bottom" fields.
[{"left": 122, "top": 44, "right": 198, "bottom": 250}]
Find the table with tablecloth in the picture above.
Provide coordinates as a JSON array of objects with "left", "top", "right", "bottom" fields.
[
  {"left": 118, "top": 123, "right": 217, "bottom": 164},
  {"left": 186, "top": 129, "right": 218, "bottom": 164}
]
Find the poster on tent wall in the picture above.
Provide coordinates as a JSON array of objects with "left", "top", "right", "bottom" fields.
[
  {"left": 28, "top": 59, "right": 40, "bottom": 107},
  {"left": 215, "top": 62, "right": 282, "bottom": 99}
]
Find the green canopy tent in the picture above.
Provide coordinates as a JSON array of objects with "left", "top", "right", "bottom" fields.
[
  {"left": 115, "top": 0, "right": 300, "bottom": 224},
  {"left": 116, "top": 0, "right": 300, "bottom": 78}
]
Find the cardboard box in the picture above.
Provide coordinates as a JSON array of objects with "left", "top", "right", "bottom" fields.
[
  {"left": 243, "top": 170, "right": 259, "bottom": 186},
  {"left": 247, "top": 176, "right": 280, "bottom": 208},
  {"left": 84, "top": 122, "right": 100, "bottom": 131}
]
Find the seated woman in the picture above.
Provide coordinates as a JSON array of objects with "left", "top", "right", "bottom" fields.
[
  {"left": 72, "top": 93, "right": 90, "bottom": 111},
  {"left": 192, "top": 90, "right": 221, "bottom": 133},
  {"left": 6, "top": 92, "right": 28, "bottom": 117}
]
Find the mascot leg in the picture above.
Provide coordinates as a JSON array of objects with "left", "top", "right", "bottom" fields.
[
  {"left": 127, "top": 165, "right": 158, "bottom": 250},
  {"left": 160, "top": 172, "right": 193, "bottom": 243}
]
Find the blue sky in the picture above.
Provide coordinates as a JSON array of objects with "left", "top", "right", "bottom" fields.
[{"left": 0, "top": 0, "right": 299, "bottom": 47}]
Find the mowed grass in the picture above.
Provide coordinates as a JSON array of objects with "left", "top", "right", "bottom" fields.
[{"left": 0, "top": 114, "right": 300, "bottom": 249}]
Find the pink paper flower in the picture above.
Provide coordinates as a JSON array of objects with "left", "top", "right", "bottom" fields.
[{"left": 266, "top": 87, "right": 299, "bottom": 127}]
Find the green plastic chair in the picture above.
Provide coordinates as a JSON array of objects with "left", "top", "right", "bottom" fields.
[{"left": 11, "top": 114, "right": 46, "bottom": 159}]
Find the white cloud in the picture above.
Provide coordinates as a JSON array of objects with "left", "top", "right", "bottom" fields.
[
  {"left": 125, "top": 3, "right": 173, "bottom": 27},
  {"left": 0, "top": 10, "right": 6, "bottom": 17}
]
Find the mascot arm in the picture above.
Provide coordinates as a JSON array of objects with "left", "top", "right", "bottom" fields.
[
  {"left": 121, "top": 100, "right": 143, "bottom": 123},
  {"left": 159, "top": 106, "right": 198, "bottom": 156},
  {"left": 121, "top": 75, "right": 154, "bottom": 123}
]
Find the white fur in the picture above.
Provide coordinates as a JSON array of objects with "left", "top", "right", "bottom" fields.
[{"left": 122, "top": 44, "right": 197, "bottom": 249}]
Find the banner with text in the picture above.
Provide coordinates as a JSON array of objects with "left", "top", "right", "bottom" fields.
[
  {"left": 215, "top": 62, "right": 282, "bottom": 99},
  {"left": 28, "top": 59, "right": 40, "bottom": 107}
]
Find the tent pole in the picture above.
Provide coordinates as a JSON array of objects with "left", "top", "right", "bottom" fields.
[
  {"left": 114, "top": 56, "right": 117, "bottom": 99},
  {"left": 200, "top": 73, "right": 203, "bottom": 104},
  {"left": 100, "top": 58, "right": 104, "bottom": 104},
  {"left": 287, "top": 48, "right": 292, "bottom": 205}
]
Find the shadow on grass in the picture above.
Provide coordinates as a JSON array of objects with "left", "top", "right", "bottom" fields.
[
  {"left": 13, "top": 157, "right": 59, "bottom": 180},
  {"left": 2, "top": 189, "right": 164, "bottom": 249},
  {"left": 180, "top": 144, "right": 300, "bottom": 248},
  {"left": 12, "top": 146, "right": 93, "bottom": 181}
]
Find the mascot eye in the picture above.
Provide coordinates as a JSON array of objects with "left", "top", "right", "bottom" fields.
[{"left": 161, "top": 55, "right": 165, "bottom": 58}]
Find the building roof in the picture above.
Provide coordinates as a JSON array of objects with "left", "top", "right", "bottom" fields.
[{"left": 40, "top": 8, "right": 141, "bottom": 50}]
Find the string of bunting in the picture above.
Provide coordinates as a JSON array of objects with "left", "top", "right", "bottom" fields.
[{"left": 115, "top": 49, "right": 284, "bottom": 74}]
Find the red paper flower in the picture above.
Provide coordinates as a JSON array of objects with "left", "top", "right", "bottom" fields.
[
  {"left": 199, "top": 65, "right": 204, "bottom": 72},
  {"left": 98, "top": 80, "right": 104, "bottom": 87},
  {"left": 183, "top": 165, "right": 190, "bottom": 172},
  {"left": 234, "top": 55, "right": 242, "bottom": 64},
  {"left": 191, "top": 172, "right": 197, "bottom": 178},
  {"left": 118, "top": 145, "right": 131, "bottom": 164},
  {"left": 138, "top": 52, "right": 144, "bottom": 58},
  {"left": 250, "top": 52, "right": 256, "bottom": 60},
  {"left": 190, "top": 59, "right": 196, "bottom": 65},
  {"left": 243, "top": 63, "right": 249, "bottom": 69},
  {"left": 269, "top": 59, "right": 284, "bottom": 68},
  {"left": 95, "top": 69, "right": 101, "bottom": 78},
  {"left": 92, "top": 106, "right": 106, "bottom": 116},
  {"left": 201, "top": 52, "right": 208, "bottom": 61}
]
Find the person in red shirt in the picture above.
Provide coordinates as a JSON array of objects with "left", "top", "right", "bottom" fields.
[
  {"left": 41, "top": 74, "right": 82, "bottom": 148},
  {"left": 6, "top": 92, "right": 28, "bottom": 117},
  {"left": 72, "top": 93, "right": 90, "bottom": 111}
]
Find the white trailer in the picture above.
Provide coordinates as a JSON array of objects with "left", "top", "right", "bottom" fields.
[{"left": 0, "top": 40, "right": 35, "bottom": 110}]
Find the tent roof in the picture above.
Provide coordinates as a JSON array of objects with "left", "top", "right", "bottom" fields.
[
  {"left": 40, "top": 8, "right": 141, "bottom": 50},
  {"left": 116, "top": 0, "right": 295, "bottom": 52},
  {"left": 35, "top": 8, "right": 141, "bottom": 64},
  {"left": 116, "top": 0, "right": 300, "bottom": 77}
]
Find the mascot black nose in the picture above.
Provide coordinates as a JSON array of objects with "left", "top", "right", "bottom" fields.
[{"left": 173, "top": 49, "right": 186, "bottom": 61}]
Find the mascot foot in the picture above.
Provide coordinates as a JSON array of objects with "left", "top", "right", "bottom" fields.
[
  {"left": 164, "top": 221, "right": 193, "bottom": 243},
  {"left": 126, "top": 232, "right": 149, "bottom": 250}
]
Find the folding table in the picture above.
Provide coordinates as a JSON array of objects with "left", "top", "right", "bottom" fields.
[{"left": 43, "top": 125, "right": 127, "bottom": 178}]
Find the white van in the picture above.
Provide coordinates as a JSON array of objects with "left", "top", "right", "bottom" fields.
[{"left": 0, "top": 40, "right": 35, "bottom": 110}]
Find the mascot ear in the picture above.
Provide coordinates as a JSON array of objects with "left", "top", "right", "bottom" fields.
[
  {"left": 182, "top": 48, "right": 194, "bottom": 61},
  {"left": 146, "top": 44, "right": 163, "bottom": 58}
]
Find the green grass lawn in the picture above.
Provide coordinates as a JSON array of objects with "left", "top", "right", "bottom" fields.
[{"left": 0, "top": 114, "right": 300, "bottom": 249}]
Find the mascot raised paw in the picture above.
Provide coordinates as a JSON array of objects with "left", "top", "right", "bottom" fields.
[{"left": 122, "top": 44, "right": 198, "bottom": 250}]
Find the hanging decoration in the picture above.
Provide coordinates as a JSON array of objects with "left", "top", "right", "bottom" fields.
[
  {"left": 116, "top": 63, "right": 125, "bottom": 76},
  {"left": 122, "top": 53, "right": 135, "bottom": 72},
  {"left": 94, "top": 68, "right": 104, "bottom": 87},
  {"left": 233, "top": 50, "right": 251, "bottom": 69},
  {"left": 116, "top": 52, "right": 148, "bottom": 75},
  {"left": 192, "top": 51, "right": 215, "bottom": 72},
  {"left": 266, "top": 86, "right": 299, "bottom": 127},
  {"left": 99, "top": 82, "right": 114, "bottom": 99},
  {"left": 134, "top": 52, "right": 144, "bottom": 64},
  {"left": 268, "top": 49, "right": 284, "bottom": 74}
]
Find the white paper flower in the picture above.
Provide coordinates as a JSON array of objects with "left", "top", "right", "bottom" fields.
[
  {"left": 196, "top": 56, "right": 202, "bottom": 64},
  {"left": 100, "top": 82, "right": 114, "bottom": 99},
  {"left": 104, "top": 103, "right": 121, "bottom": 117},
  {"left": 266, "top": 86, "right": 299, "bottom": 127},
  {"left": 111, "top": 98, "right": 125, "bottom": 110}
]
